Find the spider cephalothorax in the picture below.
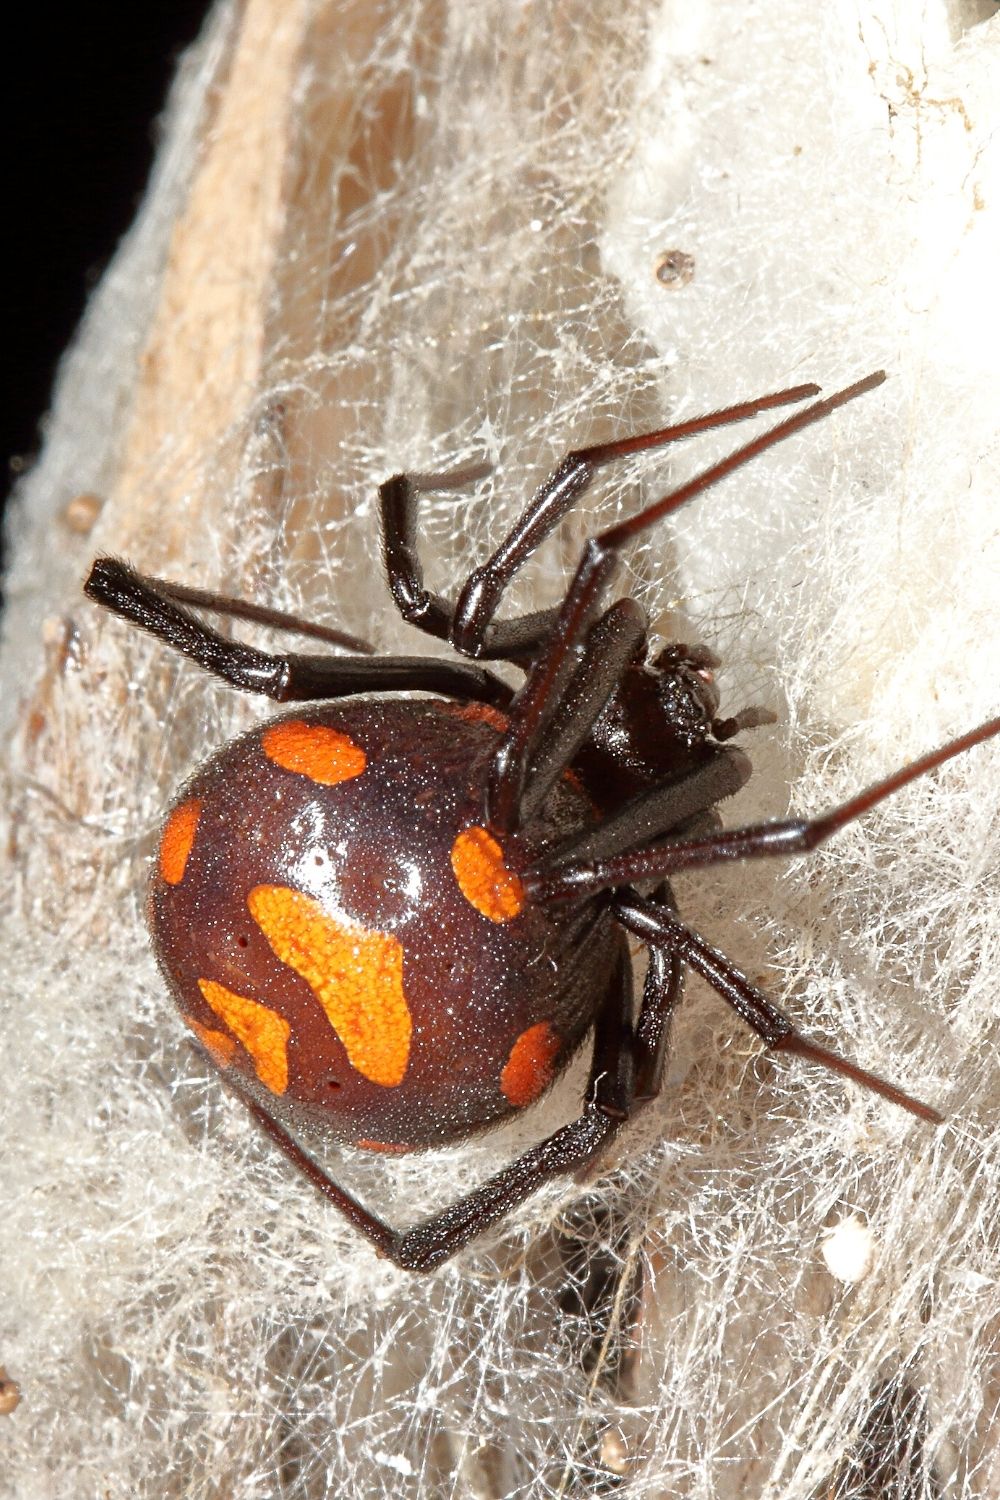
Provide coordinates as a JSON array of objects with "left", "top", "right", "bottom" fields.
[{"left": 85, "top": 371, "right": 1000, "bottom": 1271}]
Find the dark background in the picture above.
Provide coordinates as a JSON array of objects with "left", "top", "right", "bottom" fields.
[{"left": 4, "top": 4, "right": 209, "bottom": 534}]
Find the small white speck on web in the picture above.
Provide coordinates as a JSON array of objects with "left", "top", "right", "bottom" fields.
[
  {"left": 376, "top": 1450, "right": 415, "bottom": 1478},
  {"left": 821, "top": 1213, "right": 875, "bottom": 1284}
]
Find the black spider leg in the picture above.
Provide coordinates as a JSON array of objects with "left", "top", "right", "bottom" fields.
[
  {"left": 218, "top": 918, "right": 686, "bottom": 1273},
  {"left": 487, "top": 371, "right": 888, "bottom": 832},
  {"left": 539, "top": 753, "right": 755, "bottom": 871},
  {"left": 527, "top": 715, "right": 1000, "bottom": 899},
  {"left": 555, "top": 891, "right": 682, "bottom": 1461},
  {"left": 149, "top": 575, "right": 377, "bottom": 655},
  {"left": 634, "top": 937, "right": 685, "bottom": 1107},
  {"left": 612, "top": 891, "right": 943, "bottom": 1124},
  {"left": 517, "top": 596, "right": 648, "bottom": 823},
  {"left": 380, "top": 381, "right": 822, "bottom": 662},
  {"left": 84, "top": 557, "right": 513, "bottom": 710}
]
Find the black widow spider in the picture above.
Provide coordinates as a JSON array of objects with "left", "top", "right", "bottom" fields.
[{"left": 85, "top": 370, "right": 1000, "bottom": 1272}]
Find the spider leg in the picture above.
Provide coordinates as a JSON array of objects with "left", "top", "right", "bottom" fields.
[
  {"left": 518, "top": 597, "right": 649, "bottom": 822},
  {"left": 85, "top": 557, "right": 512, "bottom": 708},
  {"left": 634, "top": 939, "right": 685, "bottom": 1106},
  {"left": 380, "top": 382, "right": 821, "bottom": 661},
  {"left": 486, "top": 372, "right": 887, "bottom": 831},
  {"left": 380, "top": 470, "right": 559, "bottom": 659},
  {"left": 616, "top": 884, "right": 686, "bottom": 1107},
  {"left": 149, "top": 575, "right": 376, "bottom": 654},
  {"left": 218, "top": 948, "right": 637, "bottom": 1273},
  {"left": 537, "top": 749, "right": 754, "bottom": 871},
  {"left": 613, "top": 890, "right": 943, "bottom": 1123},
  {"left": 525, "top": 714, "right": 1000, "bottom": 899}
]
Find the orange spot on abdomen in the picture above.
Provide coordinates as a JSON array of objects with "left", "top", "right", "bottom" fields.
[
  {"left": 451, "top": 826, "right": 525, "bottom": 922},
  {"left": 262, "top": 719, "right": 367, "bottom": 785},
  {"left": 197, "top": 979, "right": 290, "bottom": 1095},
  {"left": 500, "top": 1022, "right": 561, "bottom": 1106},
  {"left": 248, "top": 885, "right": 411, "bottom": 1087},
  {"left": 182, "top": 1014, "right": 237, "bottom": 1069},
  {"left": 438, "top": 700, "right": 510, "bottom": 735},
  {"left": 159, "top": 799, "right": 202, "bottom": 885}
]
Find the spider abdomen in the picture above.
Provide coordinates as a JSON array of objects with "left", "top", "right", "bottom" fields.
[{"left": 150, "top": 698, "right": 623, "bottom": 1151}]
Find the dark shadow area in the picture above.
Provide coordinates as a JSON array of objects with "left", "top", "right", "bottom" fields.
[{"left": 3, "top": 3, "right": 210, "bottom": 555}]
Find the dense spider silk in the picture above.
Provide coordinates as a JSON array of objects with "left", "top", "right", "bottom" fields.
[{"left": 2, "top": 2, "right": 999, "bottom": 1498}]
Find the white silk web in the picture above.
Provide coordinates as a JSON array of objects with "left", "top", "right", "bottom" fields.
[{"left": 2, "top": 2, "right": 999, "bottom": 1496}]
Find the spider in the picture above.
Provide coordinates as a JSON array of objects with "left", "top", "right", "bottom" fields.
[{"left": 85, "top": 370, "right": 1000, "bottom": 1273}]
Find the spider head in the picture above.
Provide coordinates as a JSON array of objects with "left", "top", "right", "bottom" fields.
[
  {"left": 648, "top": 642, "right": 722, "bottom": 744},
  {"left": 571, "top": 642, "right": 725, "bottom": 805}
]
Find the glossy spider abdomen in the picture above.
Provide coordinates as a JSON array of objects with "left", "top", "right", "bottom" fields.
[{"left": 150, "top": 697, "right": 624, "bottom": 1152}]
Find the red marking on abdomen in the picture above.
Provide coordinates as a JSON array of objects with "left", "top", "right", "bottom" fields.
[
  {"left": 247, "top": 885, "right": 412, "bottom": 1088},
  {"left": 437, "top": 700, "right": 510, "bottom": 735},
  {"left": 500, "top": 1022, "right": 561, "bottom": 1106},
  {"left": 159, "top": 799, "right": 202, "bottom": 885},
  {"left": 262, "top": 720, "right": 367, "bottom": 785},
  {"left": 197, "top": 978, "right": 291, "bottom": 1095},
  {"left": 182, "top": 1014, "right": 237, "bottom": 1069},
  {"left": 451, "top": 826, "right": 525, "bottom": 922}
]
